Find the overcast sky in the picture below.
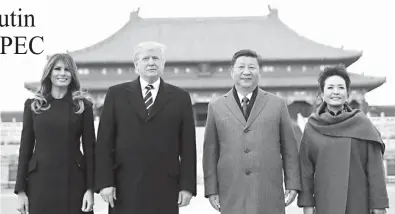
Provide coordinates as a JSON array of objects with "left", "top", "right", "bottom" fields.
[{"left": 0, "top": 0, "right": 394, "bottom": 111}]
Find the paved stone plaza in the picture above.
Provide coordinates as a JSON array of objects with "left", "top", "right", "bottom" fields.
[{"left": 2, "top": 184, "right": 394, "bottom": 214}]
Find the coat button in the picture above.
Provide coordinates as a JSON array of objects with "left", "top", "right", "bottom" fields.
[
  {"left": 244, "top": 129, "right": 250, "bottom": 133},
  {"left": 245, "top": 170, "right": 251, "bottom": 175}
]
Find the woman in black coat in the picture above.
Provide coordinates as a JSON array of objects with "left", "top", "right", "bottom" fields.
[{"left": 14, "top": 53, "right": 96, "bottom": 214}]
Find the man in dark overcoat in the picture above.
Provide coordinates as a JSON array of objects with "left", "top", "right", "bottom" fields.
[{"left": 95, "top": 41, "right": 197, "bottom": 214}]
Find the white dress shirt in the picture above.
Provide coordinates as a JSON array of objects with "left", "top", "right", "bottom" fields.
[
  {"left": 237, "top": 91, "right": 253, "bottom": 105},
  {"left": 140, "top": 77, "right": 161, "bottom": 104}
]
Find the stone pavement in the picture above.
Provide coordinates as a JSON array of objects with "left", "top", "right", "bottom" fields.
[{"left": 3, "top": 184, "right": 395, "bottom": 214}]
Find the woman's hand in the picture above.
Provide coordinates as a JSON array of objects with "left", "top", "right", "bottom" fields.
[
  {"left": 17, "top": 192, "right": 29, "bottom": 214},
  {"left": 81, "top": 189, "right": 94, "bottom": 212},
  {"left": 303, "top": 207, "right": 315, "bottom": 214},
  {"left": 370, "top": 209, "right": 386, "bottom": 214}
]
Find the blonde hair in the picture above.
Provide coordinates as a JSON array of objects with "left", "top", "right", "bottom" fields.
[
  {"left": 133, "top": 41, "right": 166, "bottom": 63},
  {"left": 31, "top": 53, "right": 91, "bottom": 114}
]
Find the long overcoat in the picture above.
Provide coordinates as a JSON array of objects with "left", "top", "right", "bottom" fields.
[
  {"left": 297, "top": 104, "right": 389, "bottom": 214},
  {"left": 14, "top": 93, "right": 96, "bottom": 214},
  {"left": 203, "top": 89, "right": 301, "bottom": 214},
  {"left": 95, "top": 77, "right": 197, "bottom": 214}
]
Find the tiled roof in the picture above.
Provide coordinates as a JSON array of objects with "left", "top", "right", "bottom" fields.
[{"left": 68, "top": 10, "right": 361, "bottom": 65}]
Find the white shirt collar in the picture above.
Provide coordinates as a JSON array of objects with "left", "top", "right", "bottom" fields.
[
  {"left": 237, "top": 91, "right": 253, "bottom": 104},
  {"left": 139, "top": 77, "right": 161, "bottom": 104},
  {"left": 140, "top": 77, "right": 161, "bottom": 91}
]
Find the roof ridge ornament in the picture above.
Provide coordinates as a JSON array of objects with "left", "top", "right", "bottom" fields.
[
  {"left": 267, "top": 5, "right": 278, "bottom": 18},
  {"left": 130, "top": 7, "right": 140, "bottom": 20}
]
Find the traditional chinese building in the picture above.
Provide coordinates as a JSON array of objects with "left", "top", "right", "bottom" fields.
[
  {"left": 0, "top": 111, "right": 23, "bottom": 188},
  {"left": 24, "top": 8, "right": 385, "bottom": 126}
]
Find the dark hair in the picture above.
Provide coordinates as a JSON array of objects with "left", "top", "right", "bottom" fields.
[
  {"left": 318, "top": 64, "right": 351, "bottom": 93},
  {"left": 231, "top": 49, "right": 262, "bottom": 67}
]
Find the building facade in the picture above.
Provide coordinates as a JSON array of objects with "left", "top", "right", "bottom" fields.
[
  {"left": 0, "top": 111, "right": 23, "bottom": 188},
  {"left": 24, "top": 9, "right": 385, "bottom": 127},
  {"left": 368, "top": 113, "right": 395, "bottom": 181}
]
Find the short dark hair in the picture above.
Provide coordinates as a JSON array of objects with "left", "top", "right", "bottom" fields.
[
  {"left": 318, "top": 64, "right": 351, "bottom": 92},
  {"left": 231, "top": 49, "right": 262, "bottom": 67}
]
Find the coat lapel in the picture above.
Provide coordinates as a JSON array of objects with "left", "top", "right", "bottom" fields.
[
  {"left": 224, "top": 89, "right": 246, "bottom": 126},
  {"left": 147, "top": 79, "right": 173, "bottom": 121},
  {"left": 125, "top": 78, "right": 146, "bottom": 120},
  {"left": 245, "top": 89, "right": 269, "bottom": 129}
]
